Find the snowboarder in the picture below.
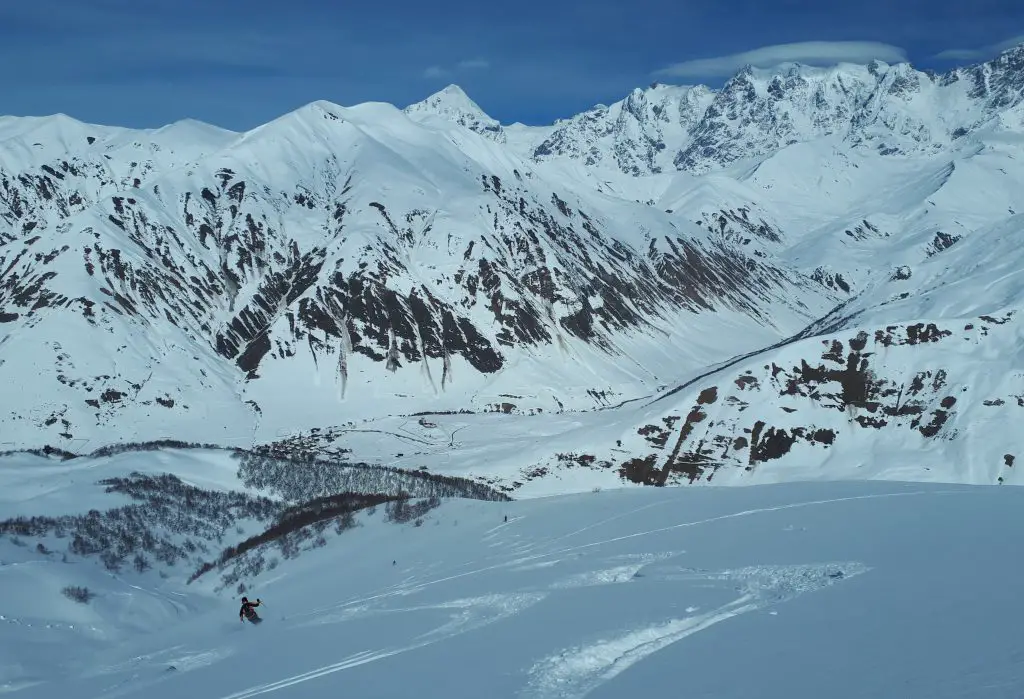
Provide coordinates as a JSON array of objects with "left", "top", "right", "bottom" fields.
[{"left": 239, "top": 596, "right": 262, "bottom": 624}]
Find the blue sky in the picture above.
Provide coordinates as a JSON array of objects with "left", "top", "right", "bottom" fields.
[{"left": 1, "top": 0, "right": 1022, "bottom": 130}]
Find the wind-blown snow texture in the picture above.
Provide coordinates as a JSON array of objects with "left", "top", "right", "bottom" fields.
[
  {"left": 3, "top": 45, "right": 1024, "bottom": 492},
  {"left": 0, "top": 468, "right": 1021, "bottom": 698}
]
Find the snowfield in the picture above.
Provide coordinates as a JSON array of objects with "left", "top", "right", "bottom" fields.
[{"left": 0, "top": 473, "right": 1020, "bottom": 698}]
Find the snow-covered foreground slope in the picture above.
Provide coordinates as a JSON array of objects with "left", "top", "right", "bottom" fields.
[{"left": 1, "top": 476, "right": 1021, "bottom": 698}]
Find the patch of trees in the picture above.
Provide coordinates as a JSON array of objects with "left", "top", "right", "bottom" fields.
[
  {"left": 0, "top": 442, "right": 510, "bottom": 505},
  {"left": 0, "top": 472, "right": 281, "bottom": 572},
  {"left": 87, "top": 439, "right": 229, "bottom": 458},
  {"left": 0, "top": 442, "right": 506, "bottom": 588},
  {"left": 233, "top": 451, "right": 510, "bottom": 503},
  {"left": 0, "top": 444, "right": 80, "bottom": 460},
  {"left": 191, "top": 492, "right": 444, "bottom": 591},
  {"left": 62, "top": 585, "right": 95, "bottom": 604},
  {"left": 0, "top": 439, "right": 231, "bottom": 461}
]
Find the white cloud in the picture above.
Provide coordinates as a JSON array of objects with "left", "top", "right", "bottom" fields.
[
  {"left": 654, "top": 41, "right": 908, "bottom": 78},
  {"left": 423, "top": 59, "right": 490, "bottom": 79},
  {"left": 934, "top": 34, "right": 1024, "bottom": 61},
  {"left": 423, "top": 66, "right": 450, "bottom": 79}
]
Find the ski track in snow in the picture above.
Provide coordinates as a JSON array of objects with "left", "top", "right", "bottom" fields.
[
  {"left": 543, "top": 552, "right": 682, "bottom": 591},
  {"left": 521, "top": 562, "right": 869, "bottom": 699},
  {"left": 521, "top": 596, "right": 761, "bottom": 699},
  {"left": 214, "top": 649, "right": 397, "bottom": 699},
  {"left": 9, "top": 487, "right": 1007, "bottom": 699},
  {"left": 91, "top": 647, "right": 234, "bottom": 699},
  {"left": 212, "top": 492, "right": 905, "bottom": 698},
  {"left": 219, "top": 593, "right": 549, "bottom": 699},
  {"left": 224, "top": 561, "right": 863, "bottom": 699},
  {"left": 303, "top": 486, "right": 949, "bottom": 615},
  {"left": 539, "top": 500, "right": 674, "bottom": 547},
  {"left": 480, "top": 515, "right": 525, "bottom": 538}
]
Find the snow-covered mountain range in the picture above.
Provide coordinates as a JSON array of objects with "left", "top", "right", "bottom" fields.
[{"left": 3, "top": 44, "right": 1024, "bottom": 493}]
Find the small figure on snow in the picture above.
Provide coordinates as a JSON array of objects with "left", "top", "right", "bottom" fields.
[{"left": 239, "top": 596, "right": 262, "bottom": 624}]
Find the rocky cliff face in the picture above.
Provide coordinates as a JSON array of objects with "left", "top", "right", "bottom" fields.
[
  {"left": 485, "top": 46, "right": 1024, "bottom": 176},
  {"left": 526, "top": 84, "right": 716, "bottom": 175}
]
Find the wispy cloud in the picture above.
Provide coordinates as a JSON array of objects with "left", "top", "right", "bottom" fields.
[
  {"left": 654, "top": 41, "right": 908, "bottom": 78},
  {"left": 933, "top": 34, "right": 1024, "bottom": 61},
  {"left": 423, "top": 58, "right": 490, "bottom": 79},
  {"left": 423, "top": 66, "right": 450, "bottom": 79}
]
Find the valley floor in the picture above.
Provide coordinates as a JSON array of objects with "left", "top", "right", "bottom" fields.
[{"left": 1, "top": 479, "right": 1021, "bottom": 698}]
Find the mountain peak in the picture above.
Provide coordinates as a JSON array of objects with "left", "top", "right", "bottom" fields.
[
  {"left": 437, "top": 83, "right": 471, "bottom": 100},
  {"left": 406, "top": 84, "right": 490, "bottom": 118},
  {"left": 404, "top": 84, "right": 504, "bottom": 141}
]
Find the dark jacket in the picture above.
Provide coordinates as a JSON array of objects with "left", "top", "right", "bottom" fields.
[{"left": 239, "top": 599, "right": 261, "bottom": 620}]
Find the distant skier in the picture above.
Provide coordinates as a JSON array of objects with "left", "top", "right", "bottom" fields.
[{"left": 239, "top": 596, "right": 262, "bottom": 624}]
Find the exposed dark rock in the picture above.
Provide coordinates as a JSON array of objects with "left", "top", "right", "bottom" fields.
[
  {"left": 697, "top": 386, "right": 718, "bottom": 404},
  {"left": 926, "top": 231, "right": 961, "bottom": 256},
  {"left": 619, "top": 454, "right": 661, "bottom": 485},
  {"left": 890, "top": 266, "right": 912, "bottom": 281},
  {"left": 749, "top": 424, "right": 836, "bottom": 465}
]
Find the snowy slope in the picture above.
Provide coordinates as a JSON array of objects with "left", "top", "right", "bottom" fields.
[
  {"left": 0, "top": 463, "right": 1020, "bottom": 698},
  {"left": 2, "top": 43, "right": 1024, "bottom": 493},
  {"left": 0, "top": 98, "right": 830, "bottom": 452},
  {"left": 516, "top": 46, "right": 1024, "bottom": 177},
  {"left": 404, "top": 84, "right": 507, "bottom": 143},
  {"left": 524, "top": 83, "right": 716, "bottom": 176},
  {"left": 243, "top": 305, "right": 1022, "bottom": 497},
  {"left": 0, "top": 114, "right": 236, "bottom": 245}
]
